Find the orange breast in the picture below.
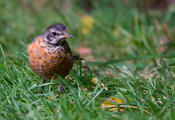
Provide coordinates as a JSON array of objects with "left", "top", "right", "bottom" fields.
[{"left": 27, "top": 36, "right": 73, "bottom": 79}]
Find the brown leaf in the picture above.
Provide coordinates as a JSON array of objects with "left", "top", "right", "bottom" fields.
[
  {"left": 48, "top": 94, "right": 59, "bottom": 101},
  {"left": 76, "top": 46, "right": 92, "bottom": 57}
]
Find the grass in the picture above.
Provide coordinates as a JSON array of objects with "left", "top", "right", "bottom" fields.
[{"left": 0, "top": 0, "right": 175, "bottom": 119}]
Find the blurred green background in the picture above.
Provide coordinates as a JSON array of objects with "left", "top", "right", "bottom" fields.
[
  {"left": 1, "top": 0, "right": 175, "bottom": 59},
  {"left": 1, "top": 0, "right": 175, "bottom": 119}
]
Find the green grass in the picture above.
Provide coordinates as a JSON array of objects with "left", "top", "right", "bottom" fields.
[{"left": 0, "top": 0, "right": 175, "bottom": 119}]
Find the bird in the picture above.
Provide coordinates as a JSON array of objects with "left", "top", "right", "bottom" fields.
[{"left": 27, "top": 23, "right": 74, "bottom": 92}]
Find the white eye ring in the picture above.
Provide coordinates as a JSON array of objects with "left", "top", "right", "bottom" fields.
[{"left": 57, "top": 31, "right": 61, "bottom": 34}]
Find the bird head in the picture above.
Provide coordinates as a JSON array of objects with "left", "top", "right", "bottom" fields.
[{"left": 44, "top": 23, "right": 73, "bottom": 46}]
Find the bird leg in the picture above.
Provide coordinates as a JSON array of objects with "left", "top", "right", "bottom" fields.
[
  {"left": 42, "top": 78, "right": 63, "bottom": 93},
  {"left": 41, "top": 79, "right": 46, "bottom": 92}
]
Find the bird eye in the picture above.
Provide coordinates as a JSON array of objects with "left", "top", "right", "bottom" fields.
[
  {"left": 61, "top": 26, "right": 66, "bottom": 30},
  {"left": 52, "top": 32, "right": 57, "bottom": 36}
]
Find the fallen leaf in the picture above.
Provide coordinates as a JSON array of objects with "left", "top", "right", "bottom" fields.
[
  {"left": 102, "top": 97, "right": 124, "bottom": 108},
  {"left": 48, "top": 94, "right": 59, "bottom": 101},
  {"left": 76, "top": 46, "right": 92, "bottom": 57},
  {"left": 104, "top": 87, "right": 108, "bottom": 91},
  {"left": 119, "top": 105, "right": 150, "bottom": 114},
  {"left": 113, "top": 27, "right": 119, "bottom": 37},
  {"left": 91, "top": 77, "right": 98, "bottom": 84},
  {"left": 101, "top": 97, "right": 150, "bottom": 114},
  {"left": 50, "top": 96, "right": 54, "bottom": 101},
  {"left": 109, "top": 108, "right": 116, "bottom": 111},
  {"left": 55, "top": 108, "right": 59, "bottom": 112},
  {"left": 119, "top": 108, "right": 124, "bottom": 112},
  {"left": 102, "top": 97, "right": 124, "bottom": 112},
  {"left": 100, "top": 83, "right": 104, "bottom": 87},
  {"left": 80, "top": 14, "right": 94, "bottom": 35},
  {"left": 82, "top": 60, "right": 89, "bottom": 72},
  {"left": 91, "top": 78, "right": 108, "bottom": 90},
  {"left": 109, "top": 108, "right": 124, "bottom": 112}
]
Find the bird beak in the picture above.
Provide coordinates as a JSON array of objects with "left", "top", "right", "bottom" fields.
[{"left": 62, "top": 32, "right": 73, "bottom": 38}]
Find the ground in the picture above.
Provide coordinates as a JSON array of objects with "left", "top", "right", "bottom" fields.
[{"left": 0, "top": 0, "right": 175, "bottom": 119}]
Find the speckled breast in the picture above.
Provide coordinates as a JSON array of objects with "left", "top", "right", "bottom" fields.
[{"left": 27, "top": 36, "right": 73, "bottom": 79}]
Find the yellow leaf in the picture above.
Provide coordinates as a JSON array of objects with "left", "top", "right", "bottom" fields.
[
  {"left": 119, "top": 108, "right": 124, "bottom": 112},
  {"left": 102, "top": 97, "right": 124, "bottom": 108},
  {"left": 102, "top": 97, "right": 124, "bottom": 112},
  {"left": 101, "top": 97, "right": 150, "bottom": 113},
  {"left": 80, "top": 14, "right": 94, "bottom": 35},
  {"left": 113, "top": 27, "right": 119, "bottom": 37},
  {"left": 91, "top": 77, "right": 98, "bottom": 84},
  {"left": 109, "top": 108, "right": 124, "bottom": 112},
  {"left": 109, "top": 108, "right": 116, "bottom": 111}
]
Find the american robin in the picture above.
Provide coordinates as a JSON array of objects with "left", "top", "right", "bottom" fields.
[{"left": 27, "top": 23, "right": 74, "bottom": 91}]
